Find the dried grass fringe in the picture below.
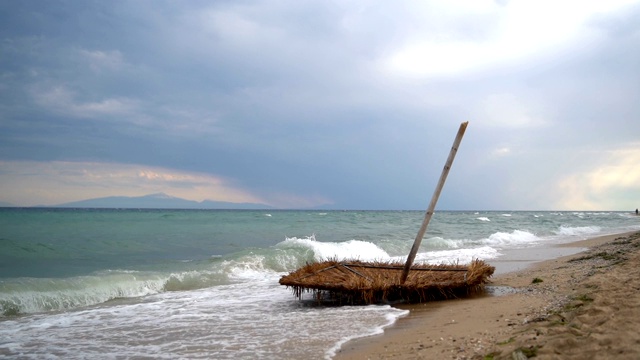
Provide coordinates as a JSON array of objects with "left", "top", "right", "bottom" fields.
[{"left": 279, "top": 258, "right": 495, "bottom": 304}]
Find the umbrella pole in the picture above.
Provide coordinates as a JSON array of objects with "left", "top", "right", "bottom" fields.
[{"left": 400, "top": 121, "right": 469, "bottom": 284}]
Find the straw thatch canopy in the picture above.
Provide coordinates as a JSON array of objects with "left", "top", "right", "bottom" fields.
[{"left": 279, "top": 259, "right": 495, "bottom": 304}]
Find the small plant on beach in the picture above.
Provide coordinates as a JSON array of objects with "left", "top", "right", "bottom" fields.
[
  {"left": 482, "top": 352, "right": 500, "bottom": 360},
  {"left": 497, "top": 337, "right": 515, "bottom": 345},
  {"left": 574, "top": 294, "right": 594, "bottom": 303},
  {"left": 563, "top": 302, "right": 584, "bottom": 311},
  {"left": 612, "top": 237, "right": 631, "bottom": 245},
  {"left": 532, "top": 277, "right": 543, "bottom": 284},
  {"left": 547, "top": 311, "right": 567, "bottom": 326},
  {"left": 518, "top": 345, "right": 539, "bottom": 357},
  {"left": 570, "top": 251, "right": 619, "bottom": 262},
  {"left": 563, "top": 294, "right": 594, "bottom": 312}
]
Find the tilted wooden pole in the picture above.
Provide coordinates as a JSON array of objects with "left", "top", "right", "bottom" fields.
[{"left": 400, "top": 121, "right": 468, "bottom": 284}]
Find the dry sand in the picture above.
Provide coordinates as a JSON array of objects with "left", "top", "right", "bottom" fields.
[{"left": 334, "top": 231, "right": 640, "bottom": 360}]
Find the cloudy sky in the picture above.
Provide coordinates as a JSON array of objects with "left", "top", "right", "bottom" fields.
[{"left": 1, "top": 0, "right": 639, "bottom": 210}]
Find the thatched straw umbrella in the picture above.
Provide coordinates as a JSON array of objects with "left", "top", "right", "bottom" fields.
[{"left": 279, "top": 259, "right": 495, "bottom": 304}]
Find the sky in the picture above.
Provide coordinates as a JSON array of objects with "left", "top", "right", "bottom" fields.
[{"left": 1, "top": 0, "right": 639, "bottom": 210}]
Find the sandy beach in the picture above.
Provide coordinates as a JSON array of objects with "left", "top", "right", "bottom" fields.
[{"left": 335, "top": 230, "right": 640, "bottom": 359}]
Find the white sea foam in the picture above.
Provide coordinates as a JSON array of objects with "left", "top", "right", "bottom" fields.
[
  {"left": 326, "top": 307, "right": 409, "bottom": 359},
  {"left": 0, "top": 274, "right": 408, "bottom": 360},
  {"left": 477, "top": 217, "right": 490, "bottom": 222}
]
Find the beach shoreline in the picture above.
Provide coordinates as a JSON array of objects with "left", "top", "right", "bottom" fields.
[{"left": 334, "top": 230, "right": 640, "bottom": 359}]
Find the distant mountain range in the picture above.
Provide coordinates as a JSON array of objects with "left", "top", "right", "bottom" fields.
[{"left": 1, "top": 193, "right": 273, "bottom": 209}]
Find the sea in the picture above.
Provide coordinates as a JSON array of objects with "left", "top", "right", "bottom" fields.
[{"left": 1, "top": 208, "right": 639, "bottom": 359}]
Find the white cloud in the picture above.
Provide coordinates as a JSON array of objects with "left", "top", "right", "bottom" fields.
[
  {"left": 28, "top": 85, "right": 222, "bottom": 136},
  {"left": 491, "top": 147, "right": 511, "bottom": 157},
  {"left": 479, "top": 93, "right": 546, "bottom": 128},
  {"left": 30, "top": 85, "right": 139, "bottom": 119},
  {"left": 384, "top": 0, "right": 637, "bottom": 78},
  {"left": 203, "top": 9, "right": 277, "bottom": 47},
  {"left": 78, "top": 49, "right": 126, "bottom": 72}
]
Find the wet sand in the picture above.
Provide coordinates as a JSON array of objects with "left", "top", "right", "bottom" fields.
[{"left": 334, "top": 231, "right": 640, "bottom": 359}]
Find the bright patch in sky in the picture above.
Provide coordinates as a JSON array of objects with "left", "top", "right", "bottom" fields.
[
  {"left": 387, "top": 0, "right": 637, "bottom": 77},
  {"left": 555, "top": 144, "right": 640, "bottom": 210}
]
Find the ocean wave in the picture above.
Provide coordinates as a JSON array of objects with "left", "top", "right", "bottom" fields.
[
  {"left": 476, "top": 217, "right": 491, "bottom": 222},
  {"left": 425, "top": 236, "right": 467, "bottom": 249},
  {"left": 554, "top": 225, "right": 602, "bottom": 237},
  {"left": 0, "top": 266, "right": 241, "bottom": 317},
  {"left": 162, "top": 270, "right": 228, "bottom": 291},
  {"left": 0, "top": 273, "right": 167, "bottom": 316},
  {"left": 412, "top": 246, "right": 501, "bottom": 264},
  {"left": 276, "top": 235, "right": 391, "bottom": 262},
  {"left": 484, "top": 229, "right": 539, "bottom": 247},
  {"left": 3, "top": 235, "right": 396, "bottom": 317},
  {"left": 275, "top": 234, "right": 505, "bottom": 267}
]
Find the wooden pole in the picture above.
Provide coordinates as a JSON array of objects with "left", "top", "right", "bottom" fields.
[{"left": 400, "top": 121, "right": 469, "bottom": 284}]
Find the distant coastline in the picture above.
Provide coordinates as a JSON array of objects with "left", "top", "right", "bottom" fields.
[{"left": 0, "top": 193, "right": 273, "bottom": 210}]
